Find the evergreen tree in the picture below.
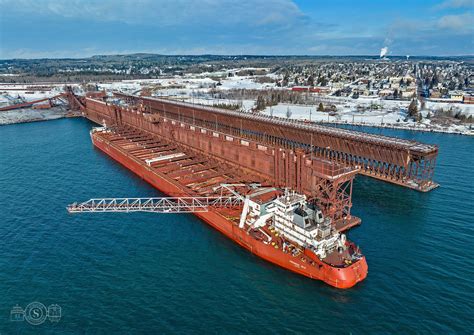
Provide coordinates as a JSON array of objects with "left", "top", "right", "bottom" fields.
[
  {"left": 317, "top": 102, "right": 324, "bottom": 112},
  {"left": 255, "top": 95, "right": 266, "bottom": 111},
  {"left": 408, "top": 99, "right": 418, "bottom": 118}
]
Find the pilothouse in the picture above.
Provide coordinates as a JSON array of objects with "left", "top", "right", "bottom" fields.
[{"left": 242, "top": 189, "right": 363, "bottom": 267}]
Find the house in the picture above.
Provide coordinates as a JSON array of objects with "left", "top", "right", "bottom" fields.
[
  {"left": 401, "top": 90, "right": 415, "bottom": 99},
  {"left": 379, "top": 89, "right": 394, "bottom": 97},
  {"left": 430, "top": 89, "right": 442, "bottom": 98},
  {"left": 309, "top": 86, "right": 331, "bottom": 94},
  {"left": 464, "top": 95, "right": 474, "bottom": 104},
  {"left": 449, "top": 91, "right": 464, "bottom": 102},
  {"left": 291, "top": 86, "right": 310, "bottom": 92}
]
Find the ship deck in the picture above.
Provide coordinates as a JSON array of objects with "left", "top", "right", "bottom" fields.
[
  {"left": 99, "top": 125, "right": 256, "bottom": 197},
  {"left": 92, "top": 125, "right": 367, "bottom": 280},
  {"left": 94, "top": 125, "right": 360, "bottom": 233}
]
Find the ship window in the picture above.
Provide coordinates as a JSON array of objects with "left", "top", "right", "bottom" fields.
[
  {"left": 294, "top": 207, "right": 307, "bottom": 218},
  {"left": 304, "top": 218, "right": 311, "bottom": 227}
]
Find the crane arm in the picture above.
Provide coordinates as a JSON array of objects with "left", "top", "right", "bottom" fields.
[{"left": 67, "top": 196, "right": 242, "bottom": 214}]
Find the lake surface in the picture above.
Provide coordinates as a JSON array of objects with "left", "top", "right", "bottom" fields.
[{"left": 1, "top": 118, "right": 473, "bottom": 334}]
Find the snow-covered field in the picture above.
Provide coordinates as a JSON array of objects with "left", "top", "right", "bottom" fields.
[
  {"left": 260, "top": 102, "right": 472, "bottom": 135},
  {"left": 0, "top": 107, "right": 69, "bottom": 125},
  {"left": 0, "top": 84, "right": 74, "bottom": 124},
  {"left": 0, "top": 84, "right": 67, "bottom": 103}
]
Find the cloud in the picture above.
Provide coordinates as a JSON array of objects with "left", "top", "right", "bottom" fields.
[
  {"left": 437, "top": 12, "right": 474, "bottom": 31},
  {"left": 435, "top": 0, "right": 474, "bottom": 9},
  {"left": 1, "top": 0, "right": 473, "bottom": 58},
  {"left": 0, "top": 0, "right": 306, "bottom": 28},
  {"left": 385, "top": 12, "right": 473, "bottom": 45}
]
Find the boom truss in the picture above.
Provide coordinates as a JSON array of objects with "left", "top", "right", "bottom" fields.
[{"left": 67, "top": 196, "right": 242, "bottom": 214}]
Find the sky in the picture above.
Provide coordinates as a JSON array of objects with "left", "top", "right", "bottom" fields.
[{"left": 0, "top": 0, "right": 473, "bottom": 59}]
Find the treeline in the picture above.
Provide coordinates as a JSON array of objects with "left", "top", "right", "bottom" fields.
[
  {"left": 434, "top": 107, "right": 473, "bottom": 123},
  {"left": 212, "top": 102, "right": 242, "bottom": 110},
  {"left": 0, "top": 73, "right": 149, "bottom": 84},
  {"left": 408, "top": 99, "right": 473, "bottom": 123},
  {"left": 214, "top": 89, "right": 318, "bottom": 110},
  {"left": 255, "top": 90, "right": 314, "bottom": 110}
]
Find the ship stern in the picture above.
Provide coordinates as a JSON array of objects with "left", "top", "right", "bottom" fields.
[{"left": 323, "top": 257, "right": 368, "bottom": 289}]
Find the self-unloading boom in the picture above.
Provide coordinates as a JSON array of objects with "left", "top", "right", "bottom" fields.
[
  {"left": 68, "top": 178, "right": 368, "bottom": 289},
  {"left": 69, "top": 126, "right": 369, "bottom": 288},
  {"left": 67, "top": 196, "right": 242, "bottom": 213}
]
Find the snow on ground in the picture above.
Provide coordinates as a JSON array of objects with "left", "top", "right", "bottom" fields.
[
  {"left": 96, "top": 74, "right": 276, "bottom": 96},
  {"left": 0, "top": 84, "right": 71, "bottom": 108},
  {"left": 261, "top": 103, "right": 409, "bottom": 124},
  {"left": 425, "top": 100, "right": 474, "bottom": 116},
  {"left": 0, "top": 90, "right": 53, "bottom": 102},
  {"left": 96, "top": 81, "right": 142, "bottom": 94},
  {"left": 260, "top": 101, "right": 472, "bottom": 135},
  {"left": 180, "top": 97, "right": 256, "bottom": 111},
  {"left": 0, "top": 95, "right": 10, "bottom": 105},
  {"left": 0, "top": 84, "right": 74, "bottom": 124},
  {"left": 218, "top": 77, "right": 275, "bottom": 90},
  {"left": 0, "top": 107, "right": 69, "bottom": 125},
  {"left": 1, "top": 74, "right": 472, "bottom": 134},
  {"left": 253, "top": 90, "right": 474, "bottom": 134}
]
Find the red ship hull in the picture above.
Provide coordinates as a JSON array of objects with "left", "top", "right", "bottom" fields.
[{"left": 92, "top": 132, "right": 368, "bottom": 289}]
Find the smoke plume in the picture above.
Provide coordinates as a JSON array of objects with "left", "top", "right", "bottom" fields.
[{"left": 380, "top": 47, "right": 389, "bottom": 58}]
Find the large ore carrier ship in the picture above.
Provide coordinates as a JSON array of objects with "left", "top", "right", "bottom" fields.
[{"left": 85, "top": 124, "right": 368, "bottom": 289}]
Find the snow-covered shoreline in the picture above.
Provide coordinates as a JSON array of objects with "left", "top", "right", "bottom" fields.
[
  {"left": 316, "top": 120, "right": 474, "bottom": 136},
  {"left": 0, "top": 107, "right": 73, "bottom": 126}
]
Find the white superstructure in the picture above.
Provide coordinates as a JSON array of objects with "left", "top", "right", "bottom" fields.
[{"left": 243, "top": 189, "right": 347, "bottom": 259}]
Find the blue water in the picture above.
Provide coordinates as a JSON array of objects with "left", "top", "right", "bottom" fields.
[{"left": 1, "top": 119, "right": 473, "bottom": 334}]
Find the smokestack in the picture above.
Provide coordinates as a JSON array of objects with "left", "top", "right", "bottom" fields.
[{"left": 380, "top": 47, "right": 388, "bottom": 58}]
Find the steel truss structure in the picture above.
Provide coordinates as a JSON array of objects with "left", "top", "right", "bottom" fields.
[
  {"left": 67, "top": 196, "right": 242, "bottom": 214},
  {"left": 65, "top": 89, "right": 441, "bottom": 231},
  {"left": 115, "top": 93, "right": 438, "bottom": 192}
]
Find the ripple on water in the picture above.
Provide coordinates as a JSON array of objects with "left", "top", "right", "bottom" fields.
[{"left": 0, "top": 119, "right": 473, "bottom": 333}]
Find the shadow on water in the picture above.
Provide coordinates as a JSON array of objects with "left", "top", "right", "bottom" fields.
[{"left": 353, "top": 175, "right": 433, "bottom": 214}]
